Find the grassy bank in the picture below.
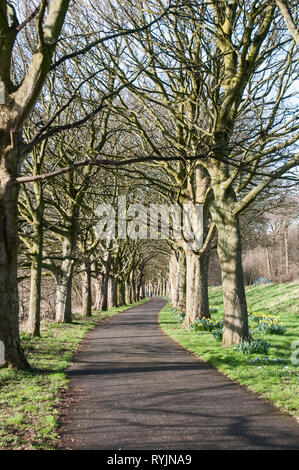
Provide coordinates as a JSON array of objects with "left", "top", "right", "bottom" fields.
[
  {"left": 159, "top": 283, "right": 299, "bottom": 419},
  {"left": 0, "top": 298, "right": 149, "bottom": 450}
]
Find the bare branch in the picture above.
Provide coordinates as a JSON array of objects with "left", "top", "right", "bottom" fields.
[{"left": 276, "top": 0, "right": 299, "bottom": 44}]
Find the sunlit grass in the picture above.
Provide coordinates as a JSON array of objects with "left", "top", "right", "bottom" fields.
[{"left": 159, "top": 283, "right": 299, "bottom": 419}]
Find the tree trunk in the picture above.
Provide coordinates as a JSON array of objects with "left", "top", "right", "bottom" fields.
[
  {"left": 108, "top": 277, "right": 118, "bottom": 308},
  {"left": 65, "top": 268, "right": 73, "bottom": 322},
  {"left": 162, "top": 279, "right": 167, "bottom": 296},
  {"left": 55, "top": 238, "right": 74, "bottom": 323},
  {"left": 129, "top": 280, "right": 133, "bottom": 304},
  {"left": 212, "top": 199, "right": 249, "bottom": 346},
  {"left": 265, "top": 245, "right": 271, "bottom": 279},
  {"left": 55, "top": 273, "right": 70, "bottom": 323},
  {"left": 93, "top": 274, "right": 103, "bottom": 311},
  {"left": 184, "top": 250, "right": 210, "bottom": 325},
  {"left": 107, "top": 278, "right": 113, "bottom": 308},
  {"left": 141, "top": 283, "right": 145, "bottom": 298},
  {"left": 81, "top": 260, "right": 92, "bottom": 317},
  {"left": 137, "top": 274, "right": 143, "bottom": 301},
  {"left": 169, "top": 251, "right": 180, "bottom": 307},
  {"left": 124, "top": 279, "right": 131, "bottom": 304},
  {"left": 177, "top": 249, "right": 186, "bottom": 311},
  {"left": 284, "top": 225, "right": 289, "bottom": 277},
  {"left": 27, "top": 186, "right": 44, "bottom": 336},
  {"left": 0, "top": 152, "right": 28, "bottom": 369},
  {"left": 27, "top": 225, "right": 43, "bottom": 336},
  {"left": 121, "top": 281, "right": 127, "bottom": 305},
  {"left": 112, "top": 278, "right": 118, "bottom": 307},
  {"left": 101, "top": 270, "right": 109, "bottom": 311},
  {"left": 131, "top": 271, "right": 137, "bottom": 303},
  {"left": 117, "top": 279, "right": 126, "bottom": 306}
]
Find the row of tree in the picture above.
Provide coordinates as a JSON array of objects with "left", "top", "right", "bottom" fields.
[{"left": 0, "top": 0, "right": 298, "bottom": 369}]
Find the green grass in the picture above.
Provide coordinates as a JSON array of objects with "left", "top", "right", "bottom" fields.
[
  {"left": 0, "top": 298, "right": 149, "bottom": 450},
  {"left": 159, "top": 283, "right": 299, "bottom": 419}
]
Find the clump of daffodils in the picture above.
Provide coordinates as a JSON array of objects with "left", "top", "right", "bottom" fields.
[
  {"left": 248, "top": 310, "right": 286, "bottom": 335},
  {"left": 190, "top": 317, "right": 224, "bottom": 333}
]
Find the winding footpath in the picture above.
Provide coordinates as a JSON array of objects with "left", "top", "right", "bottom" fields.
[{"left": 59, "top": 298, "right": 299, "bottom": 450}]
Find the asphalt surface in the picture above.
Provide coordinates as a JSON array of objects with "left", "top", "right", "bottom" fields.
[{"left": 59, "top": 297, "right": 299, "bottom": 450}]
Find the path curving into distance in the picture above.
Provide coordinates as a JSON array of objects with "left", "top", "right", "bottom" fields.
[{"left": 59, "top": 298, "right": 299, "bottom": 450}]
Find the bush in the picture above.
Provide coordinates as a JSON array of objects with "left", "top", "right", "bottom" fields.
[{"left": 234, "top": 338, "right": 271, "bottom": 355}]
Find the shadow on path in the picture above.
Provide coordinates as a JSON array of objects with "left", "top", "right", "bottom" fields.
[{"left": 59, "top": 298, "right": 299, "bottom": 450}]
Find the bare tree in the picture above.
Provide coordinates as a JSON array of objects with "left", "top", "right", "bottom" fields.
[
  {"left": 102, "top": 0, "right": 298, "bottom": 345},
  {"left": 0, "top": 0, "right": 172, "bottom": 368},
  {"left": 0, "top": 0, "right": 71, "bottom": 369}
]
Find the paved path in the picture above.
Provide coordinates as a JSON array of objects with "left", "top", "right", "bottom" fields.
[{"left": 59, "top": 298, "right": 299, "bottom": 450}]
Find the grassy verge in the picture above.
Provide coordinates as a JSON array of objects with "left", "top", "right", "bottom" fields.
[
  {"left": 0, "top": 298, "right": 149, "bottom": 450},
  {"left": 159, "top": 283, "right": 299, "bottom": 419}
]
